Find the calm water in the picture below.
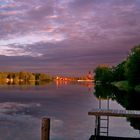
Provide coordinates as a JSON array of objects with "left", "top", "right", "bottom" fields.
[{"left": 0, "top": 82, "right": 139, "bottom": 140}]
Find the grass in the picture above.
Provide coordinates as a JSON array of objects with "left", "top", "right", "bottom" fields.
[
  {"left": 112, "top": 81, "right": 133, "bottom": 91},
  {"left": 112, "top": 81, "right": 140, "bottom": 92},
  {"left": 135, "top": 85, "right": 140, "bottom": 92}
]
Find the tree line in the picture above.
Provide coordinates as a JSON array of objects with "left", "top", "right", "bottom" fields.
[
  {"left": 94, "top": 44, "right": 140, "bottom": 87},
  {"left": 0, "top": 71, "right": 52, "bottom": 84}
]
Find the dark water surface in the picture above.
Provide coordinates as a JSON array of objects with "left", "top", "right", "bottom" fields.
[{"left": 0, "top": 82, "right": 139, "bottom": 140}]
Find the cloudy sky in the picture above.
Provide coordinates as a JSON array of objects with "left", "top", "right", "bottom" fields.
[{"left": 0, "top": 0, "right": 140, "bottom": 76}]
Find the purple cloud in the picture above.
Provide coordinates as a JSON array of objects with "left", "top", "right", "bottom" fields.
[{"left": 0, "top": 0, "right": 140, "bottom": 75}]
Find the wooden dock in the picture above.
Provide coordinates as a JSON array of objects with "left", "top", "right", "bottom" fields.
[
  {"left": 88, "top": 109, "right": 140, "bottom": 118},
  {"left": 88, "top": 100, "right": 140, "bottom": 140},
  {"left": 89, "top": 135, "right": 140, "bottom": 140}
]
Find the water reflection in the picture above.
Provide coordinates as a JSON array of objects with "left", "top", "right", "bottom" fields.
[
  {"left": 0, "top": 80, "right": 94, "bottom": 92},
  {"left": 0, "top": 82, "right": 96, "bottom": 140},
  {"left": 93, "top": 84, "right": 140, "bottom": 132},
  {"left": 94, "top": 84, "right": 115, "bottom": 99},
  {"left": 1, "top": 81, "right": 139, "bottom": 139}
]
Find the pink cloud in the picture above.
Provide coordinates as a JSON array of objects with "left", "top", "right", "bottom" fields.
[{"left": 0, "top": 0, "right": 140, "bottom": 75}]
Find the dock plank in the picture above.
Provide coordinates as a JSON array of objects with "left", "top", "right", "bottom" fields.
[
  {"left": 89, "top": 135, "right": 140, "bottom": 140},
  {"left": 88, "top": 109, "right": 140, "bottom": 118}
]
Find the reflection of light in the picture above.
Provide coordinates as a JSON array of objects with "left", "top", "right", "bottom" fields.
[
  {"left": 84, "top": 82, "right": 93, "bottom": 92},
  {"left": 55, "top": 80, "right": 69, "bottom": 88},
  {"left": 79, "top": 82, "right": 94, "bottom": 92},
  {"left": 55, "top": 78, "right": 94, "bottom": 92},
  {"left": 56, "top": 80, "right": 59, "bottom": 88}
]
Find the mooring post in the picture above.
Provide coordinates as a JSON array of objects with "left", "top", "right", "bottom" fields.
[{"left": 41, "top": 118, "right": 50, "bottom": 140}]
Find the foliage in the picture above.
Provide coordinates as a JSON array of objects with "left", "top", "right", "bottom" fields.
[
  {"left": 0, "top": 71, "right": 52, "bottom": 85},
  {"left": 125, "top": 45, "right": 140, "bottom": 86},
  {"left": 39, "top": 73, "right": 52, "bottom": 81},
  {"left": 94, "top": 65, "right": 113, "bottom": 83},
  {"left": 94, "top": 45, "right": 140, "bottom": 86},
  {"left": 94, "top": 45, "right": 140, "bottom": 131},
  {"left": 112, "top": 61, "right": 126, "bottom": 81},
  {"left": 0, "top": 72, "right": 8, "bottom": 79}
]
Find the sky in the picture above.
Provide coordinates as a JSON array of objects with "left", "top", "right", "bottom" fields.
[{"left": 0, "top": 0, "right": 140, "bottom": 76}]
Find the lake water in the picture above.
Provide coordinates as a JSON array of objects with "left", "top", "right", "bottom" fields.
[{"left": 0, "top": 82, "right": 139, "bottom": 140}]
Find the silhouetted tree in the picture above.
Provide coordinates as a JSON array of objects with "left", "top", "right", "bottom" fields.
[
  {"left": 112, "top": 61, "right": 126, "bottom": 81},
  {"left": 125, "top": 45, "right": 140, "bottom": 86},
  {"left": 94, "top": 65, "right": 113, "bottom": 83}
]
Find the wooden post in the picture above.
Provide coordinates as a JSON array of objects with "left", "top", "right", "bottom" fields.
[{"left": 41, "top": 118, "right": 50, "bottom": 140}]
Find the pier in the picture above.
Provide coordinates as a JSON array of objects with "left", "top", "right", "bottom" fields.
[
  {"left": 88, "top": 109, "right": 140, "bottom": 140},
  {"left": 88, "top": 96, "right": 140, "bottom": 140},
  {"left": 88, "top": 109, "right": 140, "bottom": 118},
  {"left": 89, "top": 135, "right": 140, "bottom": 140}
]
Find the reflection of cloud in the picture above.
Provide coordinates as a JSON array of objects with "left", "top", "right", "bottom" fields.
[
  {"left": 0, "top": 102, "right": 41, "bottom": 114},
  {"left": 0, "top": 114, "right": 40, "bottom": 140},
  {"left": 0, "top": 102, "right": 41, "bottom": 140},
  {"left": 51, "top": 118, "right": 64, "bottom": 139},
  {"left": 0, "top": 102, "right": 66, "bottom": 140}
]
